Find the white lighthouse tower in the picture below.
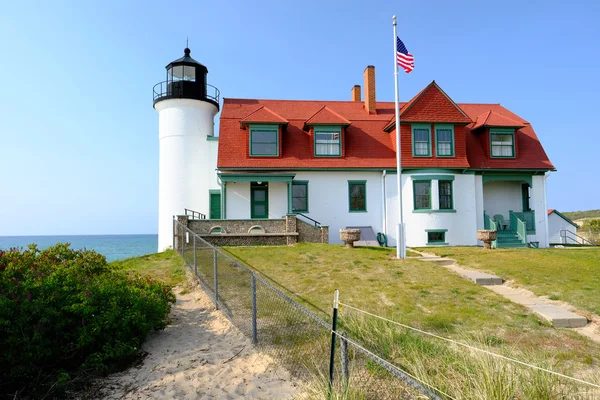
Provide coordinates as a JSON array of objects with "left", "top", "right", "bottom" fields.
[{"left": 153, "top": 48, "right": 220, "bottom": 251}]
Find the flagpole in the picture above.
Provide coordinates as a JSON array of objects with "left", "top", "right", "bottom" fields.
[{"left": 393, "top": 15, "right": 406, "bottom": 259}]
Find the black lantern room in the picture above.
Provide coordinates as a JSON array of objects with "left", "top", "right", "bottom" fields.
[{"left": 153, "top": 48, "right": 220, "bottom": 110}]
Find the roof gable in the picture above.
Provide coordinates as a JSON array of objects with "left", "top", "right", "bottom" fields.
[
  {"left": 400, "top": 81, "right": 472, "bottom": 124},
  {"left": 548, "top": 209, "right": 579, "bottom": 228},
  {"left": 305, "top": 106, "right": 351, "bottom": 126},
  {"left": 240, "top": 106, "right": 288, "bottom": 126},
  {"left": 472, "top": 110, "right": 526, "bottom": 130}
]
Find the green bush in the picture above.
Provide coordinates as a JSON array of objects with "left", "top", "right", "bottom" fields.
[
  {"left": 583, "top": 219, "right": 600, "bottom": 243},
  {"left": 0, "top": 243, "right": 176, "bottom": 396}
]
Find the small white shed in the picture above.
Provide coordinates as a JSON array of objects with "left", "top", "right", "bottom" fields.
[{"left": 548, "top": 209, "right": 579, "bottom": 244}]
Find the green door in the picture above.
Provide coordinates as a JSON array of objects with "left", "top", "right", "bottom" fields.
[
  {"left": 209, "top": 191, "right": 221, "bottom": 219},
  {"left": 251, "top": 182, "right": 268, "bottom": 218}
]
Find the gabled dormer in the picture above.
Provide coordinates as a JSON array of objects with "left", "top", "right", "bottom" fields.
[
  {"left": 240, "top": 106, "right": 288, "bottom": 157},
  {"left": 304, "top": 106, "right": 351, "bottom": 158},
  {"left": 383, "top": 81, "right": 471, "bottom": 167},
  {"left": 471, "top": 110, "right": 526, "bottom": 159}
]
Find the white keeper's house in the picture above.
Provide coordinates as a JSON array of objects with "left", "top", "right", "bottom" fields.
[{"left": 153, "top": 48, "right": 555, "bottom": 251}]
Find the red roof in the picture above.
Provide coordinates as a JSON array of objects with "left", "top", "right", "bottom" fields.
[
  {"left": 240, "top": 106, "right": 288, "bottom": 125},
  {"left": 305, "top": 106, "right": 351, "bottom": 126},
  {"left": 548, "top": 209, "right": 555, "bottom": 215},
  {"left": 217, "top": 82, "right": 554, "bottom": 171},
  {"left": 472, "top": 110, "right": 526, "bottom": 130}
]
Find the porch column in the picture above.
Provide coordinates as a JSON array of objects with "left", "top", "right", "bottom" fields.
[{"left": 287, "top": 181, "right": 292, "bottom": 214}]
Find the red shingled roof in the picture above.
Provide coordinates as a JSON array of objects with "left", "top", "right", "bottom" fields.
[
  {"left": 217, "top": 83, "right": 554, "bottom": 171},
  {"left": 305, "top": 106, "right": 351, "bottom": 126},
  {"left": 472, "top": 110, "right": 526, "bottom": 130},
  {"left": 240, "top": 105, "right": 288, "bottom": 125}
]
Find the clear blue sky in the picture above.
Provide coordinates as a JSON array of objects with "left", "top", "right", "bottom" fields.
[{"left": 1, "top": 0, "right": 598, "bottom": 235}]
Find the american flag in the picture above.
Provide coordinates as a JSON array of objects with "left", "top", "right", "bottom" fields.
[{"left": 396, "top": 37, "right": 414, "bottom": 73}]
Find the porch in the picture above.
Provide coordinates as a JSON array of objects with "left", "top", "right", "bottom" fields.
[{"left": 482, "top": 175, "right": 537, "bottom": 248}]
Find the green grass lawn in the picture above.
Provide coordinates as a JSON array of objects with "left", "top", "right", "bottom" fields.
[
  {"left": 111, "top": 249, "right": 187, "bottom": 287},
  {"left": 417, "top": 247, "right": 600, "bottom": 316},
  {"left": 224, "top": 244, "right": 600, "bottom": 362}
]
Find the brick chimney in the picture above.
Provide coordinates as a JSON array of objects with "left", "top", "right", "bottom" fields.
[
  {"left": 351, "top": 85, "right": 361, "bottom": 102},
  {"left": 364, "top": 66, "right": 376, "bottom": 114}
]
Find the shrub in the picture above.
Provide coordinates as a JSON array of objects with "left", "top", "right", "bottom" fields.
[
  {"left": 583, "top": 219, "right": 600, "bottom": 243},
  {"left": 0, "top": 243, "right": 176, "bottom": 396}
]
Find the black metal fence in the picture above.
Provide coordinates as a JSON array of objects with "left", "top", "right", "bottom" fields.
[{"left": 173, "top": 219, "right": 439, "bottom": 399}]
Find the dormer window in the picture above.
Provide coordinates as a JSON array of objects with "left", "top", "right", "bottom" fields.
[
  {"left": 249, "top": 124, "right": 279, "bottom": 156},
  {"left": 490, "top": 128, "right": 515, "bottom": 158},
  {"left": 314, "top": 126, "right": 342, "bottom": 157}
]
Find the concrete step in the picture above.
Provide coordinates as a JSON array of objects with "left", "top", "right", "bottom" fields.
[
  {"left": 457, "top": 269, "right": 504, "bottom": 285},
  {"left": 529, "top": 305, "right": 588, "bottom": 328}
]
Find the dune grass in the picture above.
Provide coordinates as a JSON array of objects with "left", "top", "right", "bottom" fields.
[
  {"left": 224, "top": 244, "right": 600, "bottom": 365},
  {"left": 111, "top": 249, "right": 187, "bottom": 287},
  {"left": 222, "top": 243, "right": 600, "bottom": 398},
  {"left": 418, "top": 246, "right": 600, "bottom": 316}
]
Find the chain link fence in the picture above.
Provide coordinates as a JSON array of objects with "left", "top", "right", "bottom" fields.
[{"left": 173, "top": 220, "right": 437, "bottom": 399}]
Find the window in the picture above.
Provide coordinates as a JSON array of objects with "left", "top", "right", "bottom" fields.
[
  {"left": 413, "top": 181, "right": 431, "bottom": 210},
  {"left": 292, "top": 181, "right": 308, "bottom": 212},
  {"left": 348, "top": 181, "right": 366, "bottom": 212},
  {"left": 412, "top": 125, "right": 431, "bottom": 157},
  {"left": 438, "top": 181, "right": 453, "bottom": 210},
  {"left": 490, "top": 129, "right": 515, "bottom": 158},
  {"left": 315, "top": 127, "right": 341, "bottom": 156},
  {"left": 435, "top": 125, "right": 454, "bottom": 157},
  {"left": 250, "top": 125, "right": 279, "bottom": 156},
  {"left": 427, "top": 230, "right": 447, "bottom": 244}
]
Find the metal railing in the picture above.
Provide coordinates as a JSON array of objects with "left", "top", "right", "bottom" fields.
[
  {"left": 560, "top": 230, "right": 597, "bottom": 246},
  {"left": 296, "top": 212, "right": 321, "bottom": 227},
  {"left": 152, "top": 81, "right": 220, "bottom": 104},
  {"left": 509, "top": 211, "right": 527, "bottom": 243},
  {"left": 172, "top": 219, "right": 437, "bottom": 399},
  {"left": 512, "top": 210, "right": 536, "bottom": 232},
  {"left": 184, "top": 208, "right": 205, "bottom": 220}
]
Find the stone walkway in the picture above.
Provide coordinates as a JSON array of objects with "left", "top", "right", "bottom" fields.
[{"left": 413, "top": 251, "right": 600, "bottom": 342}]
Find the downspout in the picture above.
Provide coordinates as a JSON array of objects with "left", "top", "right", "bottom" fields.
[
  {"left": 382, "top": 170, "right": 387, "bottom": 238},
  {"left": 543, "top": 171, "right": 551, "bottom": 247}
]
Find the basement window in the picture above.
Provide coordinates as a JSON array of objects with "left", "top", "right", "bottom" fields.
[{"left": 426, "top": 230, "right": 447, "bottom": 245}]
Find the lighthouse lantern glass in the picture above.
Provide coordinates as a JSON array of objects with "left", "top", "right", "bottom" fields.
[{"left": 168, "top": 65, "right": 196, "bottom": 82}]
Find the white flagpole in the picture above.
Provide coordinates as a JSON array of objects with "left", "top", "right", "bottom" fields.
[{"left": 393, "top": 16, "right": 406, "bottom": 259}]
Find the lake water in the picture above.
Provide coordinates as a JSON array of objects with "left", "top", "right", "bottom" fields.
[{"left": 0, "top": 234, "right": 158, "bottom": 262}]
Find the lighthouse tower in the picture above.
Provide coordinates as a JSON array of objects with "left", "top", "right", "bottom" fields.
[{"left": 153, "top": 48, "right": 220, "bottom": 251}]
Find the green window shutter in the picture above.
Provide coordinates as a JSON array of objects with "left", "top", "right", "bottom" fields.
[
  {"left": 292, "top": 181, "right": 309, "bottom": 212},
  {"left": 348, "top": 181, "right": 367, "bottom": 212},
  {"left": 413, "top": 180, "right": 431, "bottom": 210},
  {"left": 209, "top": 192, "right": 221, "bottom": 219}
]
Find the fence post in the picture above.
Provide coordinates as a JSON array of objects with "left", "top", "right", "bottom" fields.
[
  {"left": 193, "top": 235, "right": 197, "bottom": 276},
  {"left": 341, "top": 332, "right": 349, "bottom": 386},
  {"left": 328, "top": 289, "right": 340, "bottom": 398},
  {"left": 213, "top": 248, "right": 219, "bottom": 310},
  {"left": 251, "top": 273, "right": 258, "bottom": 344},
  {"left": 181, "top": 229, "right": 185, "bottom": 258}
]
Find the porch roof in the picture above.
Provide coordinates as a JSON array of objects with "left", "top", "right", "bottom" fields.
[{"left": 218, "top": 172, "right": 296, "bottom": 182}]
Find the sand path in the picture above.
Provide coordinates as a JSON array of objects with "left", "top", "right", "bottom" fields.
[{"left": 95, "top": 279, "right": 300, "bottom": 399}]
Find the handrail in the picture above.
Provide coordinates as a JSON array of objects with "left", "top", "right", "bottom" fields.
[
  {"left": 153, "top": 81, "right": 220, "bottom": 104},
  {"left": 185, "top": 208, "right": 206, "bottom": 220},
  {"left": 509, "top": 211, "right": 527, "bottom": 243},
  {"left": 512, "top": 210, "right": 535, "bottom": 231},
  {"left": 560, "top": 230, "right": 597, "bottom": 246},
  {"left": 296, "top": 213, "right": 321, "bottom": 227},
  {"left": 484, "top": 212, "right": 497, "bottom": 231}
]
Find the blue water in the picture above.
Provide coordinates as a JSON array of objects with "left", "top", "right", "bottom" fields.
[{"left": 0, "top": 234, "right": 158, "bottom": 262}]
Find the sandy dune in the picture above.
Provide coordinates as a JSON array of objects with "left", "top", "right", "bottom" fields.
[{"left": 94, "top": 279, "right": 300, "bottom": 399}]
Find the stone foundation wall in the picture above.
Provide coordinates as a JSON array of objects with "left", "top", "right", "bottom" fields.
[{"left": 177, "top": 214, "right": 329, "bottom": 247}]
